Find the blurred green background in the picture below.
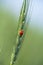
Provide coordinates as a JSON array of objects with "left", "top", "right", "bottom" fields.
[
  {"left": 0, "top": 0, "right": 43, "bottom": 65},
  {"left": 0, "top": 10, "right": 43, "bottom": 65}
]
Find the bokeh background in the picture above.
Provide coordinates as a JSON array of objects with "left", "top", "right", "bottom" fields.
[{"left": 0, "top": 0, "right": 43, "bottom": 65}]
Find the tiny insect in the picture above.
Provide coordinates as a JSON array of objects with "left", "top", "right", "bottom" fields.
[{"left": 19, "top": 30, "right": 24, "bottom": 36}]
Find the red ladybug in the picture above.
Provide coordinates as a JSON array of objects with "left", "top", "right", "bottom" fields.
[{"left": 19, "top": 30, "right": 24, "bottom": 36}]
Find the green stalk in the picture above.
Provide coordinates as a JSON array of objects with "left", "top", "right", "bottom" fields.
[{"left": 10, "top": 0, "right": 30, "bottom": 65}]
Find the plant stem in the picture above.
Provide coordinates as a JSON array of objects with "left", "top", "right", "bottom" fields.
[{"left": 10, "top": 0, "right": 30, "bottom": 65}]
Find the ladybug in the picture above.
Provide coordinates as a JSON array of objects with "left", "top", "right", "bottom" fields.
[{"left": 19, "top": 30, "right": 24, "bottom": 37}]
